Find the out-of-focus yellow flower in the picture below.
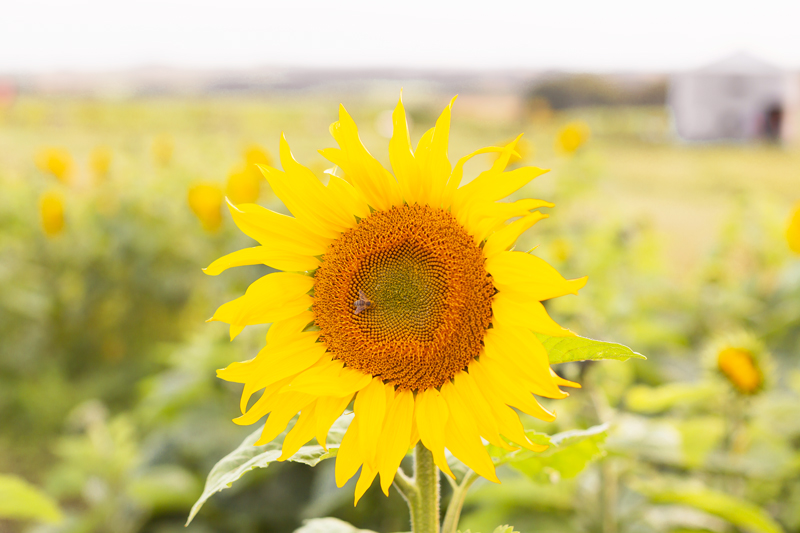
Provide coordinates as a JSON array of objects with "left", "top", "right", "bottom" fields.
[
  {"left": 35, "top": 147, "right": 74, "bottom": 183},
  {"left": 491, "top": 137, "right": 533, "bottom": 166},
  {"left": 718, "top": 348, "right": 761, "bottom": 395},
  {"left": 243, "top": 144, "right": 272, "bottom": 180},
  {"left": 244, "top": 144, "right": 272, "bottom": 168},
  {"left": 555, "top": 121, "right": 591, "bottom": 155},
  {"left": 40, "top": 191, "right": 65, "bottom": 236},
  {"left": 152, "top": 134, "right": 174, "bottom": 167},
  {"left": 551, "top": 237, "right": 572, "bottom": 262},
  {"left": 188, "top": 183, "right": 223, "bottom": 232},
  {"left": 707, "top": 332, "right": 770, "bottom": 396},
  {"left": 787, "top": 202, "right": 800, "bottom": 254},
  {"left": 226, "top": 164, "right": 261, "bottom": 205},
  {"left": 90, "top": 146, "right": 112, "bottom": 181}
]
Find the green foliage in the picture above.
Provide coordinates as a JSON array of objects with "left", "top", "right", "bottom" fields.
[
  {"left": 538, "top": 333, "right": 645, "bottom": 364},
  {"left": 188, "top": 412, "right": 353, "bottom": 524},
  {"left": 638, "top": 484, "right": 785, "bottom": 533},
  {"left": 497, "top": 425, "right": 608, "bottom": 481},
  {"left": 0, "top": 474, "right": 62, "bottom": 523},
  {"left": 625, "top": 383, "right": 718, "bottom": 414},
  {"left": 457, "top": 526, "right": 519, "bottom": 533}
]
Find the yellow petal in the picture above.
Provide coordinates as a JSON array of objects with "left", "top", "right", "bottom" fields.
[
  {"left": 255, "top": 392, "right": 315, "bottom": 445},
  {"left": 487, "top": 251, "right": 587, "bottom": 302},
  {"left": 414, "top": 388, "right": 455, "bottom": 478},
  {"left": 492, "top": 292, "right": 574, "bottom": 337},
  {"left": 389, "top": 93, "right": 422, "bottom": 204},
  {"left": 483, "top": 324, "right": 567, "bottom": 398},
  {"left": 266, "top": 311, "right": 315, "bottom": 344},
  {"left": 315, "top": 395, "right": 354, "bottom": 450},
  {"left": 353, "top": 378, "right": 387, "bottom": 469},
  {"left": 279, "top": 402, "right": 318, "bottom": 460},
  {"left": 204, "top": 246, "right": 319, "bottom": 275},
  {"left": 227, "top": 201, "right": 330, "bottom": 256},
  {"left": 473, "top": 358, "right": 556, "bottom": 422},
  {"left": 234, "top": 375, "right": 295, "bottom": 423},
  {"left": 258, "top": 135, "right": 353, "bottom": 237},
  {"left": 282, "top": 358, "right": 372, "bottom": 397},
  {"left": 468, "top": 361, "right": 548, "bottom": 452},
  {"left": 441, "top": 146, "right": 507, "bottom": 210},
  {"left": 452, "top": 372, "right": 514, "bottom": 451},
  {"left": 377, "top": 389, "right": 414, "bottom": 495},
  {"left": 209, "top": 272, "right": 313, "bottom": 339},
  {"left": 442, "top": 385, "right": 499, "bottom": 483},
  {"left": 335, "top": 416, "right": 362, "bottom": 487},
  {"left": 323, "top": 105, "right": 402, "bottom": 211},
  {"left": 326, "top": 175, "right": 370, "bottom": 221},
  {"left": 354, "top": 462, "right": 377, "bottom": 506},
  {"left": 483, "top": 212, "right": 548, "bottom": 258},
  {"left": 552, "top": 368, "right": 581, "bottom": 389},
  {"left": 467, "top": 198, "right": 554, "bottom": 242},
  {"left": 411, "top": 97, "right": 456, "bottom": 206}
]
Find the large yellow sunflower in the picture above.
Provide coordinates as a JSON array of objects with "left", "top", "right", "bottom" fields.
[{"left": 205, "top": 94, "right": 586, "bottom": 503}]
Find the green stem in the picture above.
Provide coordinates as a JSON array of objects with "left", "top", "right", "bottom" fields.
[
  {"left": 393, "top": 443, "right": 441, "bottom": 533},
  {"left": 441, "top": 470, "right": 479, "bottom": 533},
  {"left": 412, "top": 442, "right": 441, "bottom": 533}
]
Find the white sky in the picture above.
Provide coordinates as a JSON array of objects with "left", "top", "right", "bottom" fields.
[{"left": 2, "top": 0, "right": 800, "bottom": 73}]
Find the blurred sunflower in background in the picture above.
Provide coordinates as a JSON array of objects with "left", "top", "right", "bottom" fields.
[
  {"left": 706, "top": 332, "right": 771, "bottom": 396},
  {"left": 188, "top": 183, "right": 223, "bottom": 232},
  {"left": 787, "top": 201, "right": 800, "bottom": 254},
  {"left": 39, "top": 190, "right": 65, "bottom": 236},
  {"left": 555, "top": 121, "right": 590, "bottom": 155},
  {"left": 206, "top": 95, "right": 586, "bottom": 503},
  {"left": 35, "top": 147, "right": 74, "bottom": 183}
]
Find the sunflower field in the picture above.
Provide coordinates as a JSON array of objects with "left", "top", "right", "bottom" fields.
[{"left": 1, "top": 92, "right": 800, "bottom": 533}]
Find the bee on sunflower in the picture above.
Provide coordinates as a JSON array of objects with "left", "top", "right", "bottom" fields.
[{"left": 204, "top": 94, "right": 587, "bottom": 513}]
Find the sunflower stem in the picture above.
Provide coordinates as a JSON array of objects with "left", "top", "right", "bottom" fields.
[
  {"left": 410, "top": 442, "right": 440, "bottom": 533},
  {"left": 441, "top": 470, "right": 479, "bottom": 533}
]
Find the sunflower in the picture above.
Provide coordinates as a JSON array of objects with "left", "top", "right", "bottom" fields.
[
  {"left": 706, "top": 332, "right": 770, "bottom": 396},
  {"left": 206, "top": 95, "right": 586, "bottom": 503}
]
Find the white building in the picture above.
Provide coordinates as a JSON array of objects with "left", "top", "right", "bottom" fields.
[{"left": 669, "top": 53, "right": 795, "bottom": 143}]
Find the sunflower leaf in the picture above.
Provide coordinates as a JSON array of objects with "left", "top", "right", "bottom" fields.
[
  {"left": 187, "top": 412, "right": 353, "bottom": 525},
  {"left": 636, "top": 483, "right": 784, "bottom": 533},
  {"left": 0, "top": 474, "right": 62, "bottom": 523},
  {"left": 537, "top": 333, "right": 645, "bottom": 364},
  {"left": 493, "top": 424, "right": 608, "bottom": 481}
]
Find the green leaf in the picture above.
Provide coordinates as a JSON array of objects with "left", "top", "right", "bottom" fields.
[
  {"left": 187, "top": 412, "right": 353, "bottom": 525},
  {"left": 537, "top": 333, "right": 645, "bottom": 364},
  {"left": 293, "top": 517, "right": 379, "bottom": 533},
  {"left": 501, "top": 424, "right": 608, "bottom": 481},
  {"left": 638, "top": 484, "right": 784, "bottom": 533},
  {"left": 0, "top": 474, "right": 62, "bottom": 523}
]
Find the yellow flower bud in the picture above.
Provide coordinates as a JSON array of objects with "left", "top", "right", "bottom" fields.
[
  {"left": 40, "top": 191, "right": 65, "bottom": 236},
  {"left": 226, "top": 164, "right": 260, "bottom": 205},
  {"left": 555, "top": 121, "right": 591, "bottom": 155},
  {"left": 90, "top": 146, "right": 112, "bottom": 181},
  {"left": 188, "top": 184, "right": 223, "bottom": 232},
  {"left": 152, "top": 134, "right": 174, "bottom": 167},
  {"left": 787, "top": 202, "right": 800, "bottom": 254},
  {"left": 35, "top": 147, "right": 74, "bottom": 183}
]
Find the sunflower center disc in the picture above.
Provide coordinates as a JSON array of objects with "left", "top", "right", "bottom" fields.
[{"left": 313, "top": 204, "right": 494, "bottom": 391}]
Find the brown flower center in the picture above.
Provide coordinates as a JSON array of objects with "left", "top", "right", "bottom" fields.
[{"left": 313, "top": 204, "right": 494, "bottom": 391}]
